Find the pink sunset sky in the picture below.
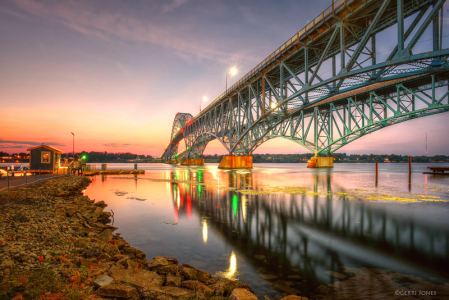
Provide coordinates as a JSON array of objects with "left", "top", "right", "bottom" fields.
[{"left": 1, "top": 0, "right": 449, "bottom": 157}]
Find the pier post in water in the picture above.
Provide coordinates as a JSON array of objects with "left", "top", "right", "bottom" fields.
[
  {"left": 409, "top": 156, "right": 412, "bottom": 188},
  {"left": 375, "top": 161, "right": 378, "bottom": 186}
]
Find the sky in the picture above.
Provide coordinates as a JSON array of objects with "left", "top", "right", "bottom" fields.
[{"left": 0, "top": 0, "right": 448, "bottom": 157}]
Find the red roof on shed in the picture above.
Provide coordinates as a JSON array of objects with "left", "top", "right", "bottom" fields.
[{"left": 27, "top": 145, "right": 63, "bottom": 153}]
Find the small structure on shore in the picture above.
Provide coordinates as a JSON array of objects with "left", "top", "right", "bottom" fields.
[{"left": 27, "top": 144, "right": 63, "bottom": 174}]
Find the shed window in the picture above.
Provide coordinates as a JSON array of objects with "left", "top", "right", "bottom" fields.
[{"left": 41, "top": 151, "right": 51, "bottom": 164}]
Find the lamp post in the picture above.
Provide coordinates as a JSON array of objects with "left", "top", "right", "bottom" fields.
[
  {"left": 71, "top": 132, "right": 75, "bottom": 161},
  {"left": 226, "top": 67, "right": 238, "bottom": 91},
  {"left": 200, "top": 96, "right": 208, "bottom": 112}
]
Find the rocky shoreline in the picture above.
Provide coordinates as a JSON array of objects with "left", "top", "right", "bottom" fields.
[{"left": 0, "top": 176, "right": 304, "bottom": 300}]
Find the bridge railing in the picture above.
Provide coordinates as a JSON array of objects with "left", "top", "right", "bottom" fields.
[{"left": 195, "top": 0, "right": 351, "bottom": 119}]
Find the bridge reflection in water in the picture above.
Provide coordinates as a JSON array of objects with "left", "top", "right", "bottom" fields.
[{"left": 165, "top": 169, "right": 449, "bottom": 297}]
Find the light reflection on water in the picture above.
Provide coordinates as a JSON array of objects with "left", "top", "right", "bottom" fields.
[{"left": 83, "top": 163, "right": 449, "bottom": 299}]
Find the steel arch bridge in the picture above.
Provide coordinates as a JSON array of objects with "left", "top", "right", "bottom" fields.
[{"left": 162, "top": 0, "right": 449, "bottom": 161}]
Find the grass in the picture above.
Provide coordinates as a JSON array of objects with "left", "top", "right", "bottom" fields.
[{"left": 0, "top": 267, "right": 96, "bottom": 300}]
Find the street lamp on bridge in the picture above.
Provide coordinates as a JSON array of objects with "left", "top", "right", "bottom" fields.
[
  {"left": 200, "top": 96, "right": 208, "bottom": 112},
  {"left": 226, "top": 67, "right": 238, "bottom": 91}
]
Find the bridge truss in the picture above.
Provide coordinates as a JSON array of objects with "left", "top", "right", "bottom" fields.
[{"left": 162, "top": 0, "right": 449, "bottom": 160}]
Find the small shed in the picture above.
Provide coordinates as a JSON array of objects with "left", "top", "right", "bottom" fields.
[{"left": 27, "top": 144, "right": 63, "bottom": 173}]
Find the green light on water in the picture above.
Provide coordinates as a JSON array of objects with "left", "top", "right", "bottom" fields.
[{"left": 232, "top": 195, "right": 238, "bottom": 217}]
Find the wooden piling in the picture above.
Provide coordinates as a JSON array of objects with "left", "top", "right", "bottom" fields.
[
  {"left": 409, "top": 156, "right": 412, "bottom": 188},
  {"left": 375, "top": 161, "right": 378, "bottom": 186}
]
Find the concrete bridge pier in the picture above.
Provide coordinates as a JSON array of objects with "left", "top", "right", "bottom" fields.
[
  {"left": 307, "top": 155, "right": 334, "bottom": 168},
  {"left": 218, "top": 154, "right": 252, "bottom": 169},
  {"left": 181, "top": 158, "right": 204, "bottom": 166}
]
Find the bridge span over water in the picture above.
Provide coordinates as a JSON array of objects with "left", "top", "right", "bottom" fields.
[{"left": 162, "top": 0, "right": 449, "bottom": 167}]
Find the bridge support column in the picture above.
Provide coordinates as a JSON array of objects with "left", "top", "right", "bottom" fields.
[
  {"left": 218, "top": 155, "right": 252, "bottom": 169},
  {"left": 181, "top": 158, "right": 204, "bottom": 166},
  {"left": 307, "top": 156, "right": 334, "bottom": 168}
]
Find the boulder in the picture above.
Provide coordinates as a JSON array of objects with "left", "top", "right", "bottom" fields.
[
  {"left": 123, "top": 247, "right": 146, "bottom": 260},
  {"left": 82, "top": 247, "right": 102, "bottom": 258},
  {"left": 94, "top": 200, "right": 107, "bottom": 207},
  {"left": 102, "top": 243, "right": 120, "bottom": 256},
  {"left": 158, "top": 264, "right": 179, "bottom": 275},
  {"left": 197, "top": 270, "right": 211, "bottom": 283},
  {"left": 143, "top": 286, "right": 194, "bottom": 299},
  {"left": 65, "top": 207, "right": 77, "bottom": 217},
  {"left": 148, "top": 256, "right": 170, "bottom": 269},
  {"left": 181, "top": 280, "right": 214, "bottom": 297},
  {"left": 93, "top": 274, "right": 115, "bottom": 288},
  {"left": 208, "top": 279, "right": 254, "bottom": 296},
  {"left": 79, "top": 257, "right": 95, "bottom": 269},
  {"left": 55, "top": 208, "right": 66, "bottom": 217},
  {"left": 97, "top": 229, "right": 113, "bottom": 243},
  {"left": 180, "top": 266, "right": 197, "bottom": 280},
  {"left": 97, "top": 284, "right": 137, "bottom": 298},
  {"left": 280, "top": 296, "right": 308, "bottom": 300},
  {"left": 166, "top": 275, "right": 182, "bottom": 287},
  {"left": 75, "top": 238, "right": 89, "bottom": 248},
  {"left": 229, "top": 288, "right": 258, "bottom": 300},
  {"left": 111, "top": 269, "right": 164, "bottom": 290}
]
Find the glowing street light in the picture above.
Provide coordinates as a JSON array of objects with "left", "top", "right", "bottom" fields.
[
  {"left": 226, "top": 67, "right": 238, "bottom": 91},
  {"left": 200, "top": 96, "right": 208, "bottom": 112}
]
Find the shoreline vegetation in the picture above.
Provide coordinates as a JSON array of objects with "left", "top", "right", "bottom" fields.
[
  {"left": 2, "top": 151, "right": 449, "bottom": 164},
  {"left": 0, "top": 176, "right": 277, "bottom": 300}
]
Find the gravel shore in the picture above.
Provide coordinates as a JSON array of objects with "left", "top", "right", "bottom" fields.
[{"left": 0, "top": 176, "right": 284, "bottom": 300}]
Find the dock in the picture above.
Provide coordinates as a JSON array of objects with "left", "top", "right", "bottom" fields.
[
  {"left": 83, "top": 169, "right": 145, "bottom": 176},
  {"left": 423, "top": 166, "right": 449, "bottom": 175}
]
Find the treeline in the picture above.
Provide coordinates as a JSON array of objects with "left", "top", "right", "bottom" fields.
[{"left": 61, "top": 151, "right": 161, "bottom": 163}]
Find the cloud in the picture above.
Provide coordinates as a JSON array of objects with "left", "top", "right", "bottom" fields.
[
  {"left": 103, "top": 143, "right": 132, "bottom": 147},
  {"left": 10, "top": 0, "right": 254, "bottom": 64},
  {"left": 0, "top": 139, "right": 65, "bottom": 147},
  {"left": 162, "top": 0, "right": 190, "bottom": 13}
]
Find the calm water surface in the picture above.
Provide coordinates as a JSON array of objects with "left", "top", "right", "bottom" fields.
[{"left": 83, "top": 163, "right": 449, "bottom": 299}]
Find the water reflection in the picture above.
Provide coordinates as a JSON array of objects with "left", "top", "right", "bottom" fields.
[
  {"left": 166, "top": 168, "right": 449, "bottom": 296},
  {"left": 216, "top": 251, "right": 238, "bottom": 280}
]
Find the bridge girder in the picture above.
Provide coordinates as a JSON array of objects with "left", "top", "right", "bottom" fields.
[{"left": 162, "top": 0, "right": 449, "bottom": 160}]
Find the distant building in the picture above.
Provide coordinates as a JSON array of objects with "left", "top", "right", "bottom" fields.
[
  {"left": 384, "top": 158, "right": 390, "bottom": 163},
  {"left": 27, "top": 144, "right": 63, "bottom": 173}
]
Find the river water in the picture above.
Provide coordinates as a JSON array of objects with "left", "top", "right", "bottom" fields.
[{"left": 82, "top": 163, "right": 449, "bottom": 299}]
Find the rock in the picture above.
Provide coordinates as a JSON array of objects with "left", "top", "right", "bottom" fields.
[
  {"left": 102, "top": 243, "right": 120, "bottom": 256},
  {"left": 111, "top": 269, "right": 164, "bottom": 290},
  {"left": 229, "top": 288, "right": 258, "bottom": 300},
  {"left": 94, "top": 274, "right": 115, "bottom": 288},
  {"left": 180, "top": 266, "right": 197, "bottom": 280},
  {"left": 94, "top": 207, "right": 104, "bottom": 218},
  {"left": 148, "top": 256, "right": 170, "bottom": 268},
  {"left": 166, "top": 257, "right": 179, "bottom": 264},
  {"left": 0, "top": 281, "right": 10, "bottom": 294},
  {"left": 1, "top": 260, "right": 14, "bottom": 268},
  {"left": 143, "top": 286, "right": 194, "bottom": 299},
  {"left": 325, "top": 271, "right": 347, "bottom": 279},
  {"left": 75, "top": 238, "right": 89, "bottom": 248},
  {"left": 82, "top": 248, "right": 102, "bottom": 258},
  {"left": 274, "top": 282, "right": 300, "bottom": 295},
  {"left": 112, "top": 254, "right": 128, "bottom": 261},
  {"left": 115, "top": 239, "right": 130, "bottom": 249},
  {"left": 124, "top": 247, "right": 146, "bottom": 260},
  {"left": 97, "top": 284, "right": 137, "bottom": 298},
  {"left": 281, "top": 296, "right": 308, "bottom": 300},
  {"left": 94, "top": 200, "right": 107, "bottom": 207},
  {"left": 98, "top": 229, "right": 113, "bottom": 243},
  {"left": 206, "top": 278, "right": 220, "bottom": 285},
  {"left": 208, "top": 279, "right": 254, "bottom": 296},
  {"left": 79, "top": 257, "right": 95, "bottom": 269},
  {"left": 288, "top": 275, "right": 302, "bottom": 280},
  {"left": 166, "top": 275, "right": 182, "bottom": 287},
  {"left": 158, "top": 264, "right": 179, "bottom": 274},
  {"left": 65, "top": 207, "right": 77, "bottom": 217},
  {"left": 181, "top": 280, "right": 214, "bottom": 297},
  {"left": 110, "top": 263, "right": 124, "bottom": 272},
  {"left": 197, "top": 270, "right": 211, "bottom": 283},
  {"left": 260, "top": 274, "right": 278, "bottom": 280},
  {"left": 55, "top": 208, "right": 66, "bottom": 217},
  {"left": 254, "top": 255, "right": 266, "bottom": 260}
]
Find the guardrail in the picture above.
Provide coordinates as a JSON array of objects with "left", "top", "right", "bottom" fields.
[{"left": 195, "top": 0, "right": 349, "bottom": 119}]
